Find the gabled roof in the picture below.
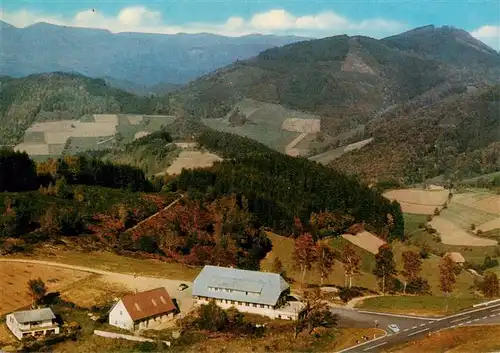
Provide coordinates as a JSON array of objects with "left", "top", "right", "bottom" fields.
[
  {"left": 12, "top": 308, "right": 56, "bottom": 324},
  {"left": 192, "top": 265, "right": 290, "bottom": 306},
  {"left": 120, "top": 287, "right": 176, "bottom": 322},
  {"left": 445, "top": 252, "right": 465, "bottom": 263}
]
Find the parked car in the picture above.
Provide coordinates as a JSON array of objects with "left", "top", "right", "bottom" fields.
[
  {"left": 178, "top": 283, "right": 189, "bottom": 291},
  {"left": 388, "top": 324, "right": 400, "bottom": 333}
]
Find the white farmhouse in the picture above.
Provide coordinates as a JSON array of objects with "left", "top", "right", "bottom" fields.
[
  {"left": 108, "top": 287, "right": 177, "bottom": 331},
  {"left": 6, "top": 307, "right": 60, "bottom": 340},
  {"left": 192, "top": 265, "right": 303, "bottom": 320}
]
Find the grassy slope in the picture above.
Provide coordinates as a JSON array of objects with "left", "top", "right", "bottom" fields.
[
  {"left": 7, "top": 245, "right": 200, "bottom": 281},
  {"left": 0, "top": 73, "right": 169, "bottom": 144}
]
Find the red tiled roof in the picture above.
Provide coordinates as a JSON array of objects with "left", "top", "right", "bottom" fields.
[{"left": 121, "top": 287, "right": 176, "bottom": 322}]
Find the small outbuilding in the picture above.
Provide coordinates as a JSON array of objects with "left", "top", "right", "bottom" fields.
[
  {"left": 6, "top": 307, "right": 59, "bottom": 340},
  {"left": 444, "top": 252, "right": 466, "bottom": 265},
  {"left": 108, "top": 287, "right": 177, "bottom": 331}
]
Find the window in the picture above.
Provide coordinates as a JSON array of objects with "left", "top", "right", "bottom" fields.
[
  {"left": 253, "top": 304, "right": 257, "bottom": 307},
  {"left": 260, "top": 304, "right": 264, "bottom": 308},
  {"left": 120, "top": 311, "right": 122, "bottom": 315}
]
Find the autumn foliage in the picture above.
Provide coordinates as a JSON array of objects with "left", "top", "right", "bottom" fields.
[{"left": 124, "top": 194, "right": 272, "bottom": 269}]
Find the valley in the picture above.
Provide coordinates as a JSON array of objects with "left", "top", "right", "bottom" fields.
[{"left": 1, "top": 12, "right": 500, "bottom": 353}]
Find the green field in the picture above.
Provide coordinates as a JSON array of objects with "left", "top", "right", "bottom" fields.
[
  {"left": 201, "top": 98, "right": 329, "bottom": 154},
  {"left": 356, "top": 296, "right": 482, "bottom": 316},
  {"left": 440, "top": 201, "right": 497, "bottom": 230},
  {"left": 64, "top": 136, "right": 115, "bottom": 155},
  {"left": 203, "top": 118, "right": 300, "bottom": 154}
]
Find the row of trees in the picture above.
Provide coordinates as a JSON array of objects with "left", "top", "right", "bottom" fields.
[
  {"left": 290, "top": 233, "right": 433, "bottom": 295},
  {"left": 0, "top": 149, "right": 152, "bottom": 192}
]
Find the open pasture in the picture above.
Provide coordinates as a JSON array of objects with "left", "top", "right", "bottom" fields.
[
  {"left": 281, "top": 118, "right": 321, "bottom": 133},
  {"left": 383, "top": 188, "right": 450, "bottom": 214},
  {"left": 429, "top": 215, "right": 498, "bottom": 246},
  {"left": 164, "top": 150, "right": 222, "bottom": 175},
  {"left": 0, "top": 262, "right": 91, "bottom": 316},
  {"left": 341, "top": 231, "right": 387, "bottom": 255},
  {"left": 439, "top": 201, "right": 498, "bottom": 230}
]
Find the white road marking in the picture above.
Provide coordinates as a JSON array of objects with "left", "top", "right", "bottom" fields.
[
  {"left": 473, "top": 319, "right": 480, "bottom": 322},
  {"left": 490, "top": 314, "right": 496, "bottom": 318},
  {"left": 450, "top": 316, "right": 470, "bottom": 323},
  {"left": 437, "top": 303, "right": 500, "bottom": 321},
  {"left": 458, "top": 323, "right": 465, "bottom": 326},
  {"left": 451, "top": 325, "right": 457, "bottom": 328},
  {"left": 403, "top": 328, "right": 409, "bottom": 332},
  {"left": 363, "top": 342, "right": 388, "bottom": 351},
  {"left": 407, "top": 328, "right": 430, "bottom": 337},
  {"left": 420, "top": 323, "right": 426, "bottom": 327},
  {"left": 482, "top": 316, "right": 488, "bottom": 320},
  {"left": 465, "top": 321, "right": 472, "bottom": 324},
  {"left": 412, "top": 326, "right": 418, "bottom": 329}
]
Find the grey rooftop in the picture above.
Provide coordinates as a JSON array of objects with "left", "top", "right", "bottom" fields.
[
  {"left": 192, "top": 265, "right": 289, "bottom": 306},
  {"left": 11, "top": 307, "right": 56, "bottom": 324}
]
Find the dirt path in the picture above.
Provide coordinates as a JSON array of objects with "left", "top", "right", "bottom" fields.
[
  {"left": 285, "top": 132, "right": 308, "bottom": 156},
  {"left": 0, "top": 258, "right": 194, "bottom": 314},
  {"left": 346, "top": 295, "right": 382, "bottom": 309},
  {"left": 125, "top": 195, "right": 183, "bottom": 234}
]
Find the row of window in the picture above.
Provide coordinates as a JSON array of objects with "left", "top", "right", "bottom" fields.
[{"left": 194, "top": 296, "right": 272, "bottom": 309}]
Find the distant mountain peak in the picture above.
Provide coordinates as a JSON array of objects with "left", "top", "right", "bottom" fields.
[{"left": 0, "top": 20, "right": 16, "bottom": 29}]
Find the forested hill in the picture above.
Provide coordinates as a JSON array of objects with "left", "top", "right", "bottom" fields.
[
  {"left": 173, "top": 26, "right": 500, "bottom": 135},
  {"left": 170, "top": 131, "right": 404, "bottom": 240},
  {"left": 0, "top": 73, "right": 170, "bottom": 144},
  {"left": 332, "top": 85, "right": 500, "bottom": 184}
]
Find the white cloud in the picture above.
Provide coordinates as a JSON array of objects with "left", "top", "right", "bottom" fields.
[
  {"left": 471, "top": 25, "right": 500, "bottom": 50},
  {"left": 0, "top": 7, "right": 406, "bottom": 38}
]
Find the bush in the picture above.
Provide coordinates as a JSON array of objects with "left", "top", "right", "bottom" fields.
[
  {"left": 406, "top": 277, "right": 431, "bottom": 295},
  {"left": 338, "top": 287, "right": 364, "bottom": 302},
  {"left": 470, "top": 223, "right": 476, "bottom": 231},
  {"left": 433, "top": 207, "right": 440, "bottom": 216},
  {"left": 387, "top": 277, "right": 404, "bottom": 294},
  {"left": 419, "top": 246, "right": 430, "bottom": 259}
]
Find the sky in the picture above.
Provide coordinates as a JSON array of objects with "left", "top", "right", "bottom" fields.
[{"left": 2, "top": 0, "right": 499, "bottom": 49}]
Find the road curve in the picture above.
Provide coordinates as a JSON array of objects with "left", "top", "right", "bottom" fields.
[{"left": 336, "top": 302, "right": 500, "bottom": 353}]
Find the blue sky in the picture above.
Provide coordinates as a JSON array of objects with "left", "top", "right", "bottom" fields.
[{"left": 2, "top": 0, "right": 499, "bottom": 48}]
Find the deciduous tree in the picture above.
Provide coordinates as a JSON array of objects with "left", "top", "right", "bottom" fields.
[
  {"left": 402, "top": 250, "right": 423, "bottom": 293},
  {"left": 481, "top": 272, "right": 500, "bottom": 298},
  {"left": 439, "top": 256, "right": 457, "bottom": 312},
  {"left": 374, "top": 245, "right": 397, "bottom": 294},
  {"left": 271, "top": 256, "right": 286, "bottom": 277},
  {"left": 293, "top": 233, "right": 318, "bottom": 286},
  {"left": 317, "top": 243, "right": 337, "bottom": 286},
  {"left": 341, "top": 243, "right": 361, "bottom": 288},
  {"left": 294, "top": 288, "right": 339, "bottom": 338},
  {"left": 27, "top": 278, "right": 47, "bottom": 307}
]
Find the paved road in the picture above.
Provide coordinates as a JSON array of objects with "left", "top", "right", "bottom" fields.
[
  {"left": 332, "top": 307, "right": 437, "bottom": 331},
  {"left": 337, "top": 302, "right": 500, "bottom": 353}
]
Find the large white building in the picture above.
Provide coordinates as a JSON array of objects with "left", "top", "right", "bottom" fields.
[
  {"left": 192, "top": 265, "right": 303, "bottom": 320},
  {"left": 108, "top": 287, "right": 177, "bottom": 332},
  {"left": 6, "top": 307, "right": 60, "bottom": 340}
]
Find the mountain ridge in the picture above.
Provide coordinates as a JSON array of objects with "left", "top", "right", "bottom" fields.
[{"left": 0, "top": 20, "right": 308, "bottom": 86}]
